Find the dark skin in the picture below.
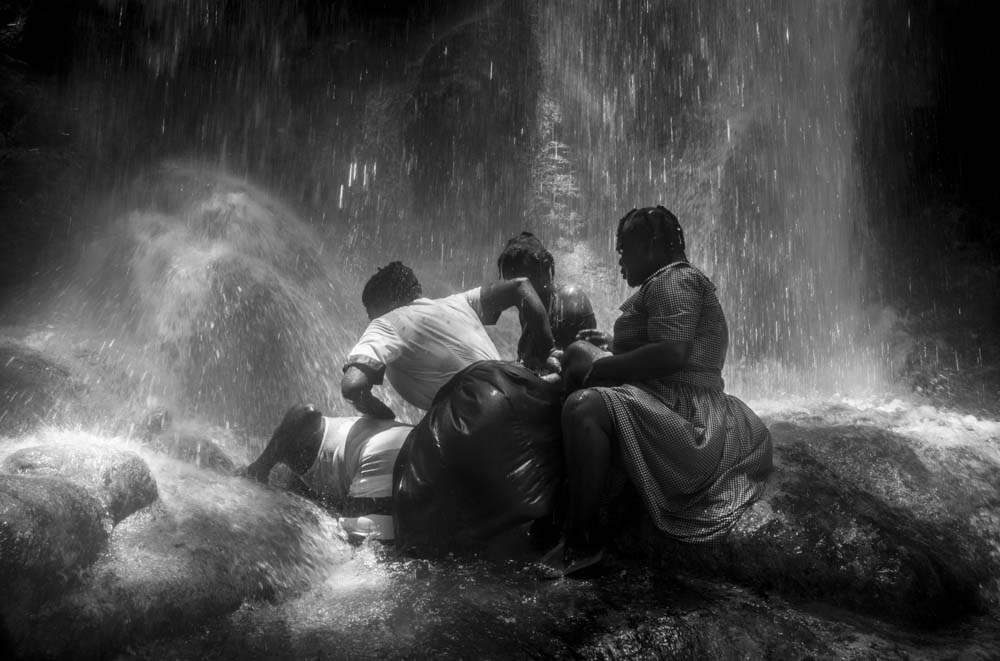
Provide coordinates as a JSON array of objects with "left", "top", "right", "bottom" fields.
[
  {"left": 499, "top": 260, "right": 567, "bottom": 373},
  {"left": 342, "top": 276, "right": 554, "bottom": 419},
  {"left": 560, "top": 219, "right": 690, "bottom": 554},
  {"left": 499, "top": 258, "right": 554, "bottom": 312},
  {"left": 241, "top": 405, "right": 327, "bottom": 489},
  {"left": 578, "top": 225, "right": 691, "bottom": 384}
]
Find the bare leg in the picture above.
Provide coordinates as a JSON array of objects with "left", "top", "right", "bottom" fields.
[
  {"left": 244, "top": 405, "right": 325, "bottom": 482},
  {"left": 560, "top": 388, "right": 616, "bottom": 555}
]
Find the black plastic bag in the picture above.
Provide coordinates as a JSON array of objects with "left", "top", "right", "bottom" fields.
[{"left": 392, "top": 361, "right": 563, "bottom": 554}]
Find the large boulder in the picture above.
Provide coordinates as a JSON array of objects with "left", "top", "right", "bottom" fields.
[
  {"left": 6, "top": 460, "right": 350, "bottom": 660},
  {"left": 620, "top": 412, "right": 1000, "bottom": 627},
  {"left": 0, "top": 474, "right": 109, "bottom": 637},
  {"left": 1, "top": 441, "right": 160, "bottom": 648},
  {"left": 2, "top": 443, "right": 158, "bottom": 524}
]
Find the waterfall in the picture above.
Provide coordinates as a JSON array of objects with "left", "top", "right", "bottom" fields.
[
  {"left": 41, "top": 0, "right": 896, "bottom": 426},
  {"left": 537, "top": 0, "right": 886, "bottom": 397}
]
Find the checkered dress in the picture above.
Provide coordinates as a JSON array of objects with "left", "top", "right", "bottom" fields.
[{"left": 595, "top": 262, "right": 772, "bottom": 543}]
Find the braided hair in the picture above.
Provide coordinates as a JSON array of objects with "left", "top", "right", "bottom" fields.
[
  {"left": 616, "top": 206, "right": 686, "bottom": 253},
  {"left": 361, "top": 261, "right": 422, "bottom": 311},
  {"left": 497, "top": 232, "right": 555, "bottom": 281}
]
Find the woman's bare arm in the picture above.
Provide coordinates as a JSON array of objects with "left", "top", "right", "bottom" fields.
[
  {"left": 586, "top": 339, "right": 690, "bottom": 386},
  {"left": 479, "top": 277, "right": 555, "bottom": 366}
]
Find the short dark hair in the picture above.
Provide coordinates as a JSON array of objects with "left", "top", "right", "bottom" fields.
[
  {"left": 616, "top": 206, "right": 685, "bottom": 252},
  {"left": 497, "top": 232, "right": 554, "bottom": 279},
  {"left": 361, "top": 261, "right": 422, "bottom": 310}
]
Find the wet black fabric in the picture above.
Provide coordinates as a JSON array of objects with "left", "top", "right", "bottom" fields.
[{"left": 392, "top": 361, "right": 563, "bottom": 554}]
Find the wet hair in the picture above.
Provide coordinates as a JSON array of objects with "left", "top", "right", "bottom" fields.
[
  {"left": 361, "top": 261, "right": 422, "bottom": 310},
  {"left": 616, "top": 206, "right": 686, "bottom": 252},
  {"left": 497, "top": 232, "right": 555, "bottom": 280}
]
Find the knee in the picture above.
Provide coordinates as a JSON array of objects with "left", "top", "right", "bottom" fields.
[{"left": 561, "top": 388, "right": 606, "bottom": 431}]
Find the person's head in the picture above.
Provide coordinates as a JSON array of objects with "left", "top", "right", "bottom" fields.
[
  {"left": 615, "top": 206, "right": 686, "bottom": 287},
  {"left": 361, "top": 261, "right": 422, "bottom": 320},
  {"left": 497, "top": 232, "right": 555, "bottom": 302},
  {"left": 550, "top": 284, "right": 597, "bottom": 348}
]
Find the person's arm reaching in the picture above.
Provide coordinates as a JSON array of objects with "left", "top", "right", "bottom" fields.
[
  {"left": 479, "top": 277, "right": 555, "bottom": 368},
  {"left": 342, "top": 365, "right": 396, "bottom": 420},
  {"left": 585, "top": 339, "right": 690, "bottom": 386}
]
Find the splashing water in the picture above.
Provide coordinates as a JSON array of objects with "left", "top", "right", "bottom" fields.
[{"left": 61, "top": 163, "right": 367, "bottom": 433}]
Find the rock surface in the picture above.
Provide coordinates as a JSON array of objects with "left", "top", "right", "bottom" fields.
[
  {"left": 1, "top": 449, "right": 350, "bottom": 660},
  {"left": 147, "top": 430, "right": 238, "bottom": 474},
  {"left": 620, "top": 410, "right": 1000, "bottom": 627},
  {"left": 0, "top": 474, "right": 109, "bottom": 635}
]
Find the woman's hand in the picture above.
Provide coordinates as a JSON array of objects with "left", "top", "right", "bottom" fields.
[
  {"left": 575, "top": 329, "right": 613, "bottom": 352},
  {"left": 545, "top": 348, "right": 564, "bottom": 375}
]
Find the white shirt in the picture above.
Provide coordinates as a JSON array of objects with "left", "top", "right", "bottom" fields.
[
  {"left": 344, "top": 288, "right": 501, "bottom": 410},
  {"left": 300, "top": 416, "right": 411, "bottom": 503}
]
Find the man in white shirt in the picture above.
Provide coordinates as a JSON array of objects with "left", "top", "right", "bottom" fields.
[
  {"left": 342, "top": 261, "right": 555, "bottom": 417},
  {"left": 242, "top": 261, "right": 556, "bottom": 541}
]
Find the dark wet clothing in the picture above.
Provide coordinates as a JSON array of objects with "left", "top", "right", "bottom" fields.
[{"left": 594, "top": 262, "right": 772, "bottom": 542}]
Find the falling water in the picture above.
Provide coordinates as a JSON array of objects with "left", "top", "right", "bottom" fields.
[
  {"left": 2, "top": 0, "right": 896, "bottom": 447},
  {"left": 537, "top": 0, "right": 885, "bottom": 398},
  {"left": 57, "top": 164, "right": 369, "bottom": 433}
]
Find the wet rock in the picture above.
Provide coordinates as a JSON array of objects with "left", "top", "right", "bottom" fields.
[
  {"left": 620, "top": 421, "right": 1000, "bottom": 627},
  {"left": 148, "top": 431, "right": 237, "bottom": 474},
  {"left": 7, "top": 464, "right": 350, "bottom": 660},
  {"left": 0, "top": 474, "right": 109, "bottom": 631},
  {"left": 2, "top": 443, "right": 158, "bottom": 524},
  {"left": 137, "top": 407, "right": 240, "bottom": 474},
  {"left": 263, "top": 462, "right": 300, "bottom": 490}
]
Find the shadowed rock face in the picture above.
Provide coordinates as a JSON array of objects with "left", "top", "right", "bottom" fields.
[
  {"left": 619, "top": 419, "right": 1000, "bottom": 627},
  {"left": 0, "top": 473, "right": 109, "bottom": 634},
  {"left": 0, "top": 474, "right": 107, "bottom": 577}
]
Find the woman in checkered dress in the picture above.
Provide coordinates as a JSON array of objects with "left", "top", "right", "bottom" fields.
[{"left": 550, "top": 206, "right": 773, "bottom": 575}]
